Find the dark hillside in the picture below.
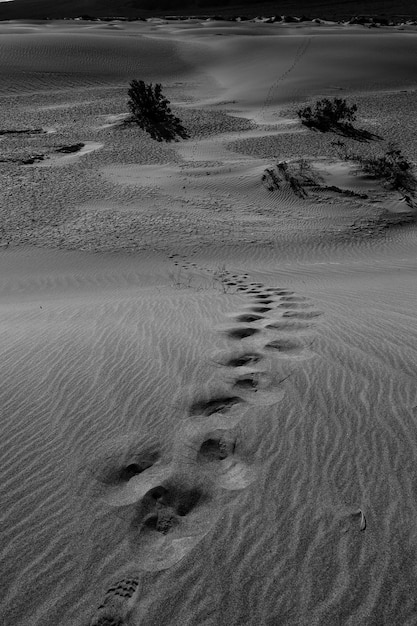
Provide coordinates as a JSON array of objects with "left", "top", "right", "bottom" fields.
[{"left": 0, "top": 0, "right": 415, "bottom": 21}]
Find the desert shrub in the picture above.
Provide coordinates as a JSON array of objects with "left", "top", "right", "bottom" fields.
[
  {"left": 297, "top": 98, "right": 358, "bottom": 132},
  {"left": 127, "top": 80, "right": 188, "bottom": 142},
  {"left": 356, "top": 146, "right": 416, "bottom": 194},
  {"left": 333, "top": 142, "right": 416, "bottom": 195}
]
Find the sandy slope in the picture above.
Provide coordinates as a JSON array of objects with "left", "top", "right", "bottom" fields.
[{"left": 1, "top": 19, "right": 417, "bottom": 626}]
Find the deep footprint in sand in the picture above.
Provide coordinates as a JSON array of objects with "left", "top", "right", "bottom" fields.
[
  {"left": 231, "top": 370, "right": 288, "bottom": 405},
  {"left": 253, "top": 294, "right": 275, "bottom": 302},
  {"left": 125, "top": 478, "right": 221, "bottom": 571},
  {"left": 249, "top": 306, "right": 273, "bottom": 313},
  {"left": 223, "top": 352, "right": 263, "bottom": 368},
  {"left": 75, "top": 434, "right": 173, "bottom": 507},
  {"left": 233, "top": 313, "right": 265, "bottom": 323},
  {"left": 224, "top": 327, "right": 260, "bottom": 340},
  {"left": 100, "top": 464, "right": 173, "bottom": 508},
  {"left": 90, "top": 577, "right": 140, "bottom": 626},
  {"left": 252, "top": 299, "right": 275, "bottom": 306},
  {"left": 189, "top": 395, "right": 244, "bottom": 417},
  {"left": 177, "top": 382, "right": 249, "bottom": 429},
  {"left": 175, "top": 424, "right": 257, "bottom": 491}
]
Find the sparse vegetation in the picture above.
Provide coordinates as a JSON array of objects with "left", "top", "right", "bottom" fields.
[
  {"left": 297, "top": 98, "right": 357, "bottom": 131},
  {"left": 355, "top": 146, "right": 416, "bottom": 195},
  {"left": 298, "top": 98, "right": 382, "bottom": 142},
  {"left": 127, "top": 80, "right": 188, "bottom": 142},
  {"left": 277, "top": 161, "right": 307, "bottom": 197},
  {"left": 262, "top": 160, "right": 311, "bottom": 197},
  {"left": 333, "top": 142, "right": 416, "bottom": 196}
]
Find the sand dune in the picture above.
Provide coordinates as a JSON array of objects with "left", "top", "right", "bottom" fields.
[{"left": 1, "top": 18, "right": 417, "bottom": 626}]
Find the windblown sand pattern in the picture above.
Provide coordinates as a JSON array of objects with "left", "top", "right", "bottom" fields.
[{"left": 1, "top": 16, "right": 417, "bottom": 626}]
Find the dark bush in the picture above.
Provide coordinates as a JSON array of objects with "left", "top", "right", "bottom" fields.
[
  {"left": 127, "top": 80, "right": 188, "bottom": 142},
  {"left": 297, "top": 98, "right": 358, "bottom": 132},
  {"left": 356, "top": 146, "right": 416, "bottom": 194},
  {"left": 334, "top": 142, "right": 416, "bottom": 196}
]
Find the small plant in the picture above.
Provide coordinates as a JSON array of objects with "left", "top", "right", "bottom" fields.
[
  {"left": 356, "top": 146, "right": 416, "bottom": 194},
  {"left": 277, "top": 162, "right": 307, "bottom": 198},
  {"left": 297, "top": 98, "right": 358, "bottom": 132},
  {"left": 262, "top": 161, "right": 311, "bottom": 198},
  {"left": 127, "top": 80, "right": 188, "bottom": 142},
  {"left": 261, "top": 167, "right": 280, "bottom": 191}
]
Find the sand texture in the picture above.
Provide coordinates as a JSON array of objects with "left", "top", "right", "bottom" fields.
[{"left": 1, "top": 18, "right": 417, "bottom": 626}]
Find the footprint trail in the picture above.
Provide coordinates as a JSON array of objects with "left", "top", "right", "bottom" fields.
[{"left": 86, "top": 259, "right": 323, "bottom": 623}]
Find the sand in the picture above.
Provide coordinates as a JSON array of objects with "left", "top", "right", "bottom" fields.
[{"left": 1, "top": 18, "right": 417, "bottom": 626}]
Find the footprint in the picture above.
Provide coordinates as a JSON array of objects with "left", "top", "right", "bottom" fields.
[
  {"left": 189, "top": 395, "right": 244, "bottom": 417},
  {"left": 177, "top": 382, "right": 249, "bottom": 429},
  {"left": 198, "top": 434, "right": 232, "bottom": 463},
  {"left": 126, "top": 477, "right": 219, "bottom": 571},
  {"left": 233, "top": 313, "right": 265, "bottom": 323},
  {"left": 76, "top": 434, "right": 170, "bottom": 507},
  {"left": 283, "top": 311, "right": 322, "bottom": 319},
  {"left": 225, "top": 327, "right": 260, "bottom": 340},
  {"left": 223, "top": 352, "right": 263, "bottom": 368},
  {"left": 90, "top": 577, "right": 140, "bottom": 626},
  {"left": 233, "top": 374, "right": 262, "bottom": 391},
  {"left": 253, "top": 294, "right": 274, "bottom": 301},
  {"left": 176, "top": 425, "right": 257, "bottom": 492},
  {"left": 100, "top": 465, "right": 172, "bottom": 508},
  {"left": 231, "top": 371, "right": 288, "bottom": 405},
  {"left": 253, "top": 301, "right": 275, "bottom": 308},
  {"left": 199, "top": 437, "right": 256, "bottom": 490},
  {"left": 249, "top": 306, "right": 272, "bottom": 313}
]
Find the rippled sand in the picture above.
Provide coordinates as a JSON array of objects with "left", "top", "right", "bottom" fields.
[{"left": 1, "top": 18, "right": 417, "bottom": 626}]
